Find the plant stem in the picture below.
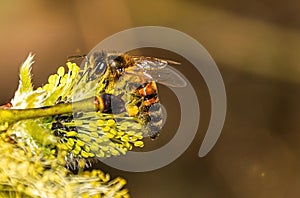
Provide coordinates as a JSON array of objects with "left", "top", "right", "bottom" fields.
[{"left": 0, "top": 98, "right": 97, "bottom": 124}]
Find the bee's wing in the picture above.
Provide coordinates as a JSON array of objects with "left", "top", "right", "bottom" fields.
[
  {"left": 73, "top": 52, "right": 108, "bottom": 101},
  {"left": 133, "top": 56, "right": 180, "bottom": 70},
  {"left": 131, "top": 57, "right": 186, "bottom": 87},
  {"left": 143, "top": 66, "right": 187, "bottom": 87}
]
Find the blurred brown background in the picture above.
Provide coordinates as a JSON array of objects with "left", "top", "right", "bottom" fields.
[{"left": 0, "top": 0, "right": 300, "bottom": 197}]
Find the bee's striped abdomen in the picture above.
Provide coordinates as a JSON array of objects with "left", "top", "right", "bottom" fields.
[{"left": 136, "top": 82, "right": 163, "bottom": 139}]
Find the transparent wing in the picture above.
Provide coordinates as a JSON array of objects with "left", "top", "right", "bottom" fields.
[
  {"left": 132, "top": 56, "right": 180, "bottom": 70},
  {"left": 143, "top": 66, "right": 187, "bottom": 87},
  {"left": 72, "top": 52, "right": 108, "bottom": 101},
  {"left": 130, "top": 56, "right": 186, "bottom": 87}
]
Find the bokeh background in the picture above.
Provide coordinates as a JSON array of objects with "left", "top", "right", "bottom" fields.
[{"left": 0, "top": 0, "right": 300, "bottom": 197}]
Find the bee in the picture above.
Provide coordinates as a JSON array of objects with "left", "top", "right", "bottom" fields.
[{"left": 72, "top": 51, "right": 187, "bottom": 139}]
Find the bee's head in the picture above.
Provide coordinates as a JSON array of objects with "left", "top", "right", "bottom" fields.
[{"left": 107, "top": 54, "right": 127, "bottom": 77}]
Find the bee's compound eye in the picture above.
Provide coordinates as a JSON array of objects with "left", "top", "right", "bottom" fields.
[{"left": 93, "top": 53, "right": 107, "bottom": 75}]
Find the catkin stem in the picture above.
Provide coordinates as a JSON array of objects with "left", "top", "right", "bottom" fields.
[{"left": 0, "top": 97, "right": 97, "bottom": 124}]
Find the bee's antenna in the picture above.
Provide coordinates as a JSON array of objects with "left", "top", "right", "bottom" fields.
[
  {"left": 67, "top": 54, "right": 87, "bottom": 62},
  {"left": 166, "top": 59, "right": 181, "bottom": 65}
]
